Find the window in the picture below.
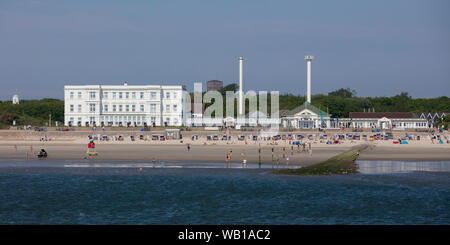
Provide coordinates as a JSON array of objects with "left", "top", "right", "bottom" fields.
[
  {"left": 126, "top": 92, "right": 129, "bottom": 99},
  {"left": 173, "top": 92, "right": 177, "bottom": 99},
  {"left": 173, "top": 104, "right": 177, "bottom": 112},
  {"left": 89, "top": 103, "right": 96, "bottom": 112},
  {"left": 78, "top": 117, "right": 82, "bottom": 123},
  {"left": 113, "top": 92, "right": 116, "bottom": 99},
  {"left": 132, "top": 92, "right": 136, "bottom": 99},
  {"left": 70, "top": 92, "right": 74, "bottom": 99},
  {"left": 113, "top": 105, "right": 117, "bottom": 112},
  {"left": 166, "top": 117, "right": 170, "bottom": 124},
  {"left": 166, "top": 92, "right": 170, "bottom": 99},
  {"left": 132, "top": 105, "right": 136, "bottom": 112},
  {"left": 78, "top": 92, "right": 82, "bottom": 99},
  {"left": 90, "top": 92, "right": 96, "bottom": 99},
  {"left": 119, "top": 105, "right": 123, "bottom": 112},
  {"left": 126, "top": 105, "right": 130, "bottom": 112},
  {"left": 70, "top": 104, "right": 74, "bottom": 112},
  {"left": 69, "top": 117, "right": 74, "bottom": 124},
  {"left": 104, "top": 105, "right": 109, "bottom": 112},
  {"left": 166, "top": 104, "right": 170, "bottom": 112},
  {"left": 78, "top": 104, "right": 82, "bottom": 112},
  {"left": 119, "top": 92, "right": 123, "bottom": 99},
  {"left": 140, "top": 105, "right": 144, "bottom": 112},
  {"left": 103, "top": 92, "right": 108, "bottom": 99},
  {"left": 150, "top": 104, "right": 156, "bottom": 112},
  {"left": 151, "top": 117, "right": 156, "bottom": 123},
  {"left": 140, "top": 92, "right": 144, "bottom": 99},
  {"left": 151, "top": 92, "right": 157, "bottom": 100}
]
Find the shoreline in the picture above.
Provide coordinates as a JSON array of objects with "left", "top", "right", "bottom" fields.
[{"left": 1, "top": 129, "right": 449, "bottom": 164}]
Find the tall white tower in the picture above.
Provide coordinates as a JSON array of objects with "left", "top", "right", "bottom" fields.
[
  {"left": 305, "top": 55, "right": 314, "bottom": 104},
  {"left": 238, "top": 56, "right": 244, "bottom": 116}
]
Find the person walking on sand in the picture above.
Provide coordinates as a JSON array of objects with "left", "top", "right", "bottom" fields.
[
  {"left": 152, "top": 157, "right": 156, "bottom": 168},
  {"left": 187, "top": 144, "right": 191, "bottom": 152},
  {"left": 309, "top": 148, "right": 312, "bottom": 156}
]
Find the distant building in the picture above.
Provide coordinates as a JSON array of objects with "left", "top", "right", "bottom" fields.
[
  {"left": 416, "top": 112, "right": 449, "bottom": 127},
  {"left": 12, "top": 94, "right": 19, "bottom": 104},
  {"left": 206, "top": 80, "right": 223, "bottom": 92},
  {"left": 64, "top": 83, "right": 185, "bottom": 127},
  {"left": 281, "top": 103, "right": 331, "bottom": 129},
  {"left": 340, "top": 112, "right": 428, "bottom": 129}
]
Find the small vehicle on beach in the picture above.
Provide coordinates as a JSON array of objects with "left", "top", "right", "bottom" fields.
[
  {"left": 238, "top": 135, "right": 245, "bottom": 141},
  {"left": 37, "top": 149, "right": 48, "bottom": 159},
  {"left": 213, "top": 134, "right": 219, "bottom": 141}
]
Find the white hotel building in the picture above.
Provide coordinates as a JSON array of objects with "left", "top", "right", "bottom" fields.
[{"left": 64, "top": 83, "right": 185, "bottom": 127}]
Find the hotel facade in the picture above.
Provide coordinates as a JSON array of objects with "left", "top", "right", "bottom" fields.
[{"left": 64, "top": 83, "right": 185, "bottom": 127}]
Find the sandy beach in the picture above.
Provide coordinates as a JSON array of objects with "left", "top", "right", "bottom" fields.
[
  {"left": 0, "top": 142, "right": 356, "bottom": 166},
  {"left": 1, "top": 129, "right": 449, "bottom": 165},
  {"left": 358, "top": 141, "right": 450, "bottom": 161}
]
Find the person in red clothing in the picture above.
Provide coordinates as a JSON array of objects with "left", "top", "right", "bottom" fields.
[{"left": 87, "top": 140, "right": 95, "bottom": 152}]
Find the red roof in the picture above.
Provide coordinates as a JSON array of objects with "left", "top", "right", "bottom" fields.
[{"left": 348, "top": 112, "right": 414, "bottom": 119}]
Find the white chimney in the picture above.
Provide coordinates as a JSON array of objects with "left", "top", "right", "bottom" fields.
[
  {"left": 305, "top": 55, "right": 314, "bottom": 104},
  {"left": 124, "top": 81, "right": 128, "bottom": 86},
  {"left": 239, "top": 56, "right": 244, "bottom": 116}
]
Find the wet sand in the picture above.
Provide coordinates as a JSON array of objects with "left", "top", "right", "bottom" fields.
[
  {"left": 0, "top": 142, "right": 354, "bottom": 166},
  {"left": 359, "top": 142, "right": 450, "bottom": 161},
  {"left": 1, "top": 129, "right": 449, "bottom": 165}
]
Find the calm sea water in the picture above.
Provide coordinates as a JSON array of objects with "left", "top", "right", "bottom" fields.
[{"left": 0, "top": 159, "right": 449, "bottom": 225}]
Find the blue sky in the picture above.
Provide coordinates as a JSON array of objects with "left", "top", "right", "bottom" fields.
[{"left": 0, "top": 0, "right": 449, "bottom": 100}]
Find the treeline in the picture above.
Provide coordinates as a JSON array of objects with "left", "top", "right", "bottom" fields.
[
  {"left": 0, "top": 98, "right": 64, "bottom": 128},
  {"left": 0, "top": 88, "right": 449, "bottom": 128},
  {"left": 285, "top": 89, "right": 450, "bottom": 118},
  {"left": 192, "top": 86, "right": 450, "bottom": 118}
]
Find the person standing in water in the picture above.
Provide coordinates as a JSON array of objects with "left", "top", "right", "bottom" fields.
[{"left": 241, "top": 150, "right": 246, "bottom": 168}]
